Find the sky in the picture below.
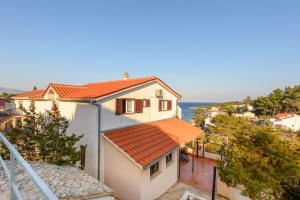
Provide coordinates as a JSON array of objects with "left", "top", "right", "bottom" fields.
[{"left": 0, "top": 1, "right": 300, "bottom": 102}]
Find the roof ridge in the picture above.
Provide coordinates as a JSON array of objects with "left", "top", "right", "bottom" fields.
[
  {"left": 83, "top": 76, "right": 157, "bottom": 86},
  {"left": 49, "top": 83, "right": 86, "bottom": 88}
]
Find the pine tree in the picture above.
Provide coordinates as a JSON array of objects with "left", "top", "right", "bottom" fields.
[{"left": 3, "top": 101, "right": 84, "bottom": 166}]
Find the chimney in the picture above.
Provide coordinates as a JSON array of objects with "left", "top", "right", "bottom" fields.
[{"left": 123, "top": 72, "right": 129, "bottom": 80}]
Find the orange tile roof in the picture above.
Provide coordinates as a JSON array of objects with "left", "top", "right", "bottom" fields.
[
  {"left": 274, "top": 113, "right": 294, "bottom": 119},
  {"left": 12, "top": 76, "right": 181, "bottom": 100},
  {"left": 12, "top": 89, "right": 46, "bottom": 99},
  {"left": 47, "top": 84, "right": 86, "bottom": 98},
  {"left": 104, "top": 118, "right": 203, "bottom": 168},
  {"left": 63, "top": 76, "right": 160, "bottom": 99}
]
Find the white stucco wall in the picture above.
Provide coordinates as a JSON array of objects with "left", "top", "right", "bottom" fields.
[
  {"left": 99, "top": 82, "right": 178, "bottom": 131},
  {"left": 272, "top": 115, "right": 300, "bottom": 131},
  {"left": 103, "top": 138, "right": 178, "bottom": 200},
  {"left": 103, "top": 138, "right": 142, "bottom": 200},
  {"left": 140, "top": 150, "right": 178, "bottom": 200}
]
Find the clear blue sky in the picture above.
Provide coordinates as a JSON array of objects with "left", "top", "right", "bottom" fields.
[{"left": 1, "top": 1, "right": 299, "bottom": 102}]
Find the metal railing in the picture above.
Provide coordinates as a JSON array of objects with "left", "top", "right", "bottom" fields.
[{"left": 0, "top": 132, "right": 58, "bottom": 200}]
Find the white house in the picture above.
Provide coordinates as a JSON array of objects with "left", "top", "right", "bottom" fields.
[
  {"left": 270, "top": 113, "right": 300, "bottom": 132},
  {"left": 233, "top": 111, "right": 256, "bottom": 119},
  {"left": 11, "top": 75, "right": 202, "bottom": 200}
]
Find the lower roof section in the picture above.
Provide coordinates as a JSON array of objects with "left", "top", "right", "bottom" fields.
[{"left": 103, "top": 118, "right": 203, "bottom": 168}]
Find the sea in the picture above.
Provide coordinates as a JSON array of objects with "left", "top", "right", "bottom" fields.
[{"left": 177, "top": 102, "right": 214, "bottom": 121}]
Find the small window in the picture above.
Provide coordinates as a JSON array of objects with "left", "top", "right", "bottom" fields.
[
  {"left": 166, "top": 153, "right": 172, "bottom": 164},
  {"left": 125, "top": 99, "right": 135, "bottom": 113},
  {"left": 150, "top": 162, "right": 159, "bottom": 177},
  {"left": 48, "top": 89, "right": 55, "bottom": 100},
  {"left": 143, "top": 99, "right": 150, "bottom": 107},
  {"left": 158, "top": 100, "right": 168, "bottom": 111}
]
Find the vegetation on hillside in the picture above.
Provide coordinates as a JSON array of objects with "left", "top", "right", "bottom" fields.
[
  {"left": 0, "top": 92, "right": 14, "bottom": 100},
  {"left": 252, "top": 85, "right": 300, "bottom": 116},
  {"left": 210, "top": 115, "right": 300, "bottom": 199},
  {"left": 1, "top": 101, "right": 84, "bottom": 166}
]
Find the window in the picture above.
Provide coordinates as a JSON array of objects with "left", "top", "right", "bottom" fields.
[
  {"left": 125, "top": 99, "right": 135, "bottom": 113},
  {"left": 143, "top": 99, "right": 150, "bottom": 107},
  {"left": 150, "top": 162, "right": 159, "bottom": 177},
  {"left": 116, "top": 99, "right": 143, "bottom": 115},
  {"left": 162, "top": 101, "right": 168, "bottom": 111},
  {"left": 159, "top": 100, "right": 172, "bottom": 111},
  {"left": 166, "top": 153, "right": 172, "bottom": 164}
]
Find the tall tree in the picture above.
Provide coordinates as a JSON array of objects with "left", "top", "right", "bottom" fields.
[{"left": 3, "top": 101, "right": 84, "bottom": 166}]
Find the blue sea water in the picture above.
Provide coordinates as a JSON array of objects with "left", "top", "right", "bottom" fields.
[{"left": 178, "top": 102, "right": 214, "bottom": 121}]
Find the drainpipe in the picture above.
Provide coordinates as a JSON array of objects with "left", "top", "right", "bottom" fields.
[{"left": 91, "top": 100, "right": 101, "bottom": 181}]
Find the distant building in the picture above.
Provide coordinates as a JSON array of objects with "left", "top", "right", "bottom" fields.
[
  {"left": 243, "top": 111, "right": 256, "bottom": 118},
  {"left": 247, "top": 105, "right": 254, "bottom": 111},
  {"left": 233, "top": 111, "right": 255, "bottom": 119},
  {"left": 270, "top": 113, "right": 300, "bottom": 132}
]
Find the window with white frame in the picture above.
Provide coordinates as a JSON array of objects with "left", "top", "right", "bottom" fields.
[
  {"left": 161, "top": 100, "right": 168, "bottom": 111},
  {"left": 125, "top": 99, "right": 135, "bottom": 113}
]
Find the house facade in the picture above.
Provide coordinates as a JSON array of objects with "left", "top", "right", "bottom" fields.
[
  {"left": 11, "top": 76, "right": 202, "bottom": 200},
  {"left": 271, "top": 113, "right": 300, "bottom": 132}
]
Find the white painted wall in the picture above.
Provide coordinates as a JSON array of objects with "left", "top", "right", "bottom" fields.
[
  {"left": 103, "top": 138, "right": 142, "bottom": 200},
  {"left": 140, "top": 150, "right": 178, "bottom": 200},
  {"left": 99, "top": 82, "right": 178, "bottom": 131},
  {"left": 272, "top": 115, "right": 300, "bottom": 131},
  {"left": 103, "top": 138, "right": 178, "bottom": 200}
]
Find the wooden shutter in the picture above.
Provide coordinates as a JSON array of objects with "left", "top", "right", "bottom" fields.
[
  {"left": 146, "top": 99, "right": 150, "bottom": 107},
  {"left": 167, "top": 100, "right": 172, "bottom": 110},
  {"left": 135, "top": 99, "right": 143, "bottom": 113},
  {"left": 159, "top": 100, "right": 162, "bottom": 111},
  {"left": 116, "top": 99, "right": 124, "bottom": 115}
]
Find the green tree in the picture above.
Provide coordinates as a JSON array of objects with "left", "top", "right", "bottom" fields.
[
  {"left": 193, "top": 108, "right": 206, "bottom": 128},
  {"left": 33, "top": 86, "right": 37, "bottom": 90},
  {"left": 211, "top": 115, "right": 300, "bottom": 199},
  {"left": 3, "top": 101, "right": 84, "bottom": 166},
  {"left": 252, "top": 84, "right": 300, "bottom": 116}
]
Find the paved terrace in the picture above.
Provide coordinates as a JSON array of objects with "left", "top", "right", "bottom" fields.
[
  {"left": 180, "top": 155, "right": 216, "bottom": 193},
  {"left": 0, "top": 161, "right": 113, "bottom": 200}
]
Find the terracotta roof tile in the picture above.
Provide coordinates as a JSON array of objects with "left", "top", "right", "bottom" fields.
[
  {"left": 104, "top": 118, "right": 203, "bottom": 168},
  {"left": 12, "top": 90, "right": 45, "bottom": 99},
  {"left": 49, "top": 84, "right": 86, "bottom": 97},
  {"left": 12, "top": 76, "right": 181, "bottom": 100},
  {"left": 274, "top": 113, "right": 294, "bottom": 119},
  {"left": 63, "top": 76, "right": 159, "bottom": 99}
]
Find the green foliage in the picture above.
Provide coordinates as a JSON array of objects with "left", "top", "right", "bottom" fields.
[
  {"left": 253, "top": 85, "right": 300, "bottom": 116},
  {"left": 193, "top": 108, "right": 206, "bottom": 128},
  {"left": 211, "top": 115, "right": 300, "bottom": 199},
  {"left": 2, "top": 101, "right": 84, "bottom": 166},
  {"left": 0, "top": 92, "right": 14, "bottom": 100}
]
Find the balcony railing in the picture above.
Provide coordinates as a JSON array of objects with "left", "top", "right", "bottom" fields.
[{"left": 0, "top": 132, "right": 58, "bottom": 200}]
